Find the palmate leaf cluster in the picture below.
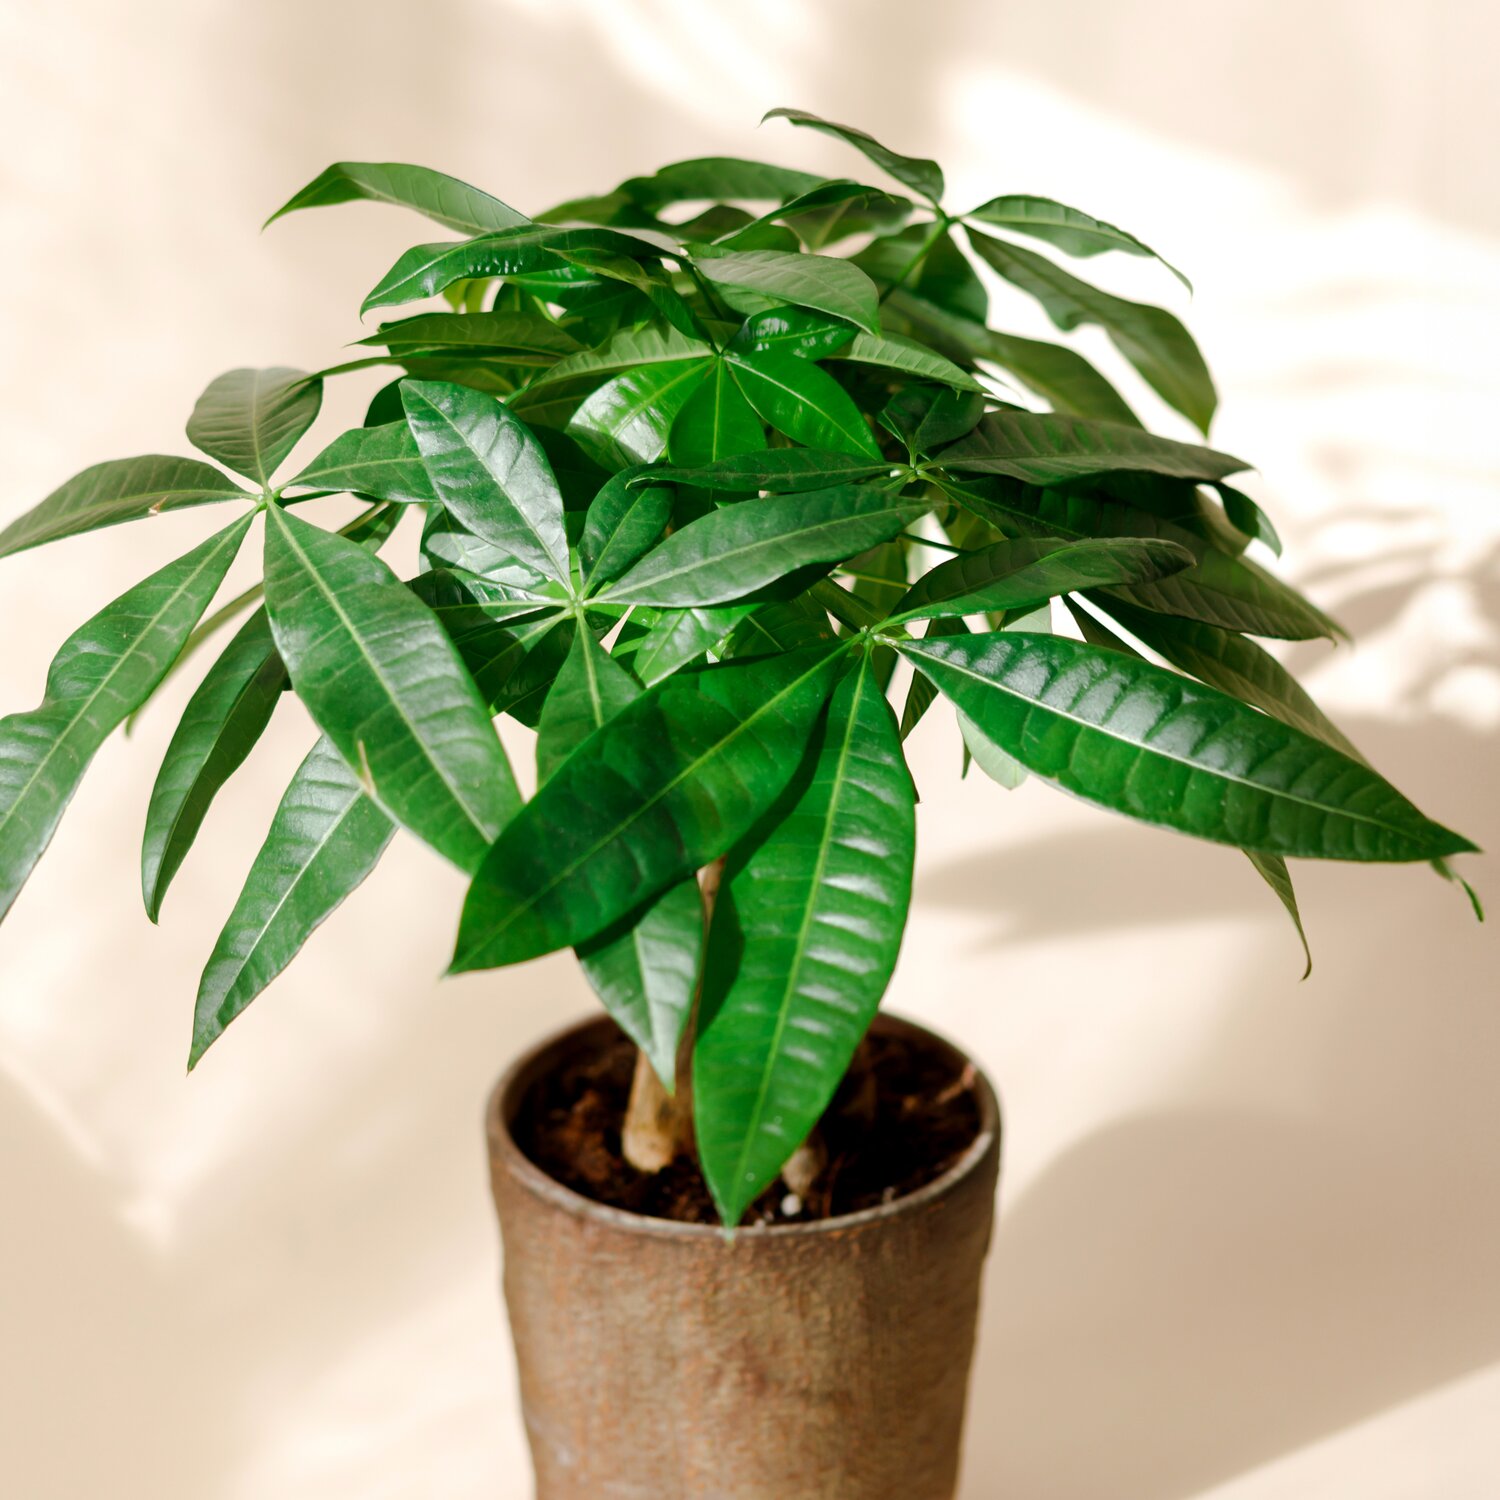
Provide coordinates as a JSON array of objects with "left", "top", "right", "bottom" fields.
[{"left": 0, "top": 111, "right": 1477, "bottom": 1225}]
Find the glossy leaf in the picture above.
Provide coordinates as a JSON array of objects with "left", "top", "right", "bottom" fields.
[
  {"left": 141, "top": 608, "right": 287, "bottom": 921},
  {"left": 284, "top": 421, "right": 437, "bottom": 504},
  {"left": 727, "top": 351, "right": 882, "bottom": 458},
  {"left": 1244, "top": 849, "right": 1312, "bottom": 979},
  {"left": 262, "top": 505, "right": 518, "bottom": 872},
  {"left": 0, "top": 456, "right": 253, "bottom": 560},
  {"left": 189, "top": 736, "right": 395, "bottom": 1067},
  {"left": 891, "top": 535, "right": 1194, "bottom": 622},
  {"left": 535, "top": 627, "right": 640, "bottom": 784},
  {"left": 1218, "top": 483, "right": 1284, "bottom": 557},
  {"left": 968, "top": 230, "right": 1216, "bottom": 432},
  {"left": 901, "top": 631, "right": 1474, "bottom": 861},
  {"left": 646, "top": 448, "right": 891, "bottom": 494},
  {"left": 965, "top": 195, "right": 1191, "bottom": 291},
  {"left": 695, "top": 656, "right": 916, "bottom": 1223},
  {"left": 880, "top": 384, "right": 986, "bottom": 454},
  {"left": 763, "top": 107, "right": 944, "bottom": 205},
  {"left": 579, "top": 469, "right": 673, "bottom": 591},
  {"left": 452, "top": 646, "right": 847, "bottom": 970},
  {"left": 532, "top": 323, "right": 714, "bottom": 389},
  {"left": 854, "top": 226, "right": 987, "bottom": 322},
  {"left": 266, "top": 161, "right": 527, "bottom": 235},
  {"left": 627, "top": 606, "right": 757, "bottom": 687},
  {"left": 565, "top": 360, "right": 711, "bottom": 469},
  {"left": 694, "top": 249, "right": 881, "bottom": 336},
  {"left": 359, "top": 311, "right": 581, "bottom": 362},
  {"left": 830, "top": 331, "right": 981, "bottom": 391},
  {"left": 401, "top": 379, "right": 571, "bottom": 584},
  {"left": 621, "top": 156, "right": 825, "bottom": 208},
  {"left": 186, "top": 368, "right": 322, "bottom": 486},
  {"left": 957, "top": 707, "right": 1028, "bottom": 790},
  {"left": 667, "top": 360, "right": 766, "bottom": 469},
  {"left": 729, "top": 307, "right": 856, "bottom": 360},
  {"left": 933, "top": 410, "right": 1247, "bottom": 485},
  {"left": 0, "top": 516, "right": 251, "bottom": 920},
  {"left": 602, "top": 485, "right": 924, "bottom": 608}
]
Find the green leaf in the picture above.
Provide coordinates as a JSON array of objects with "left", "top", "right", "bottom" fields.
[
  {"left": 1217, "top": 483, "right": 1283, "bottom": 557},
  {"left": 647, "top": 448, "right": 891, "bottom": 494},
  {"left": 968, "top": 230, "right": 1216, "bottom": 432},
  {"left": 722, "top": 179, "right": 911, "bottom": 251},
  {"left": 358, "top": 311, "right": 581, "bottom": 363},
  {"left": 186, "top": 369, "right": 323, "bottom": 487},
  {"left": 695, "top": 656, "right": 915, "bottom": 1224},
  {"left": 957, "top": 707, "right": 1028, "bottom": 790},
  {"left": 965, "top": 195, "right": 1191, "bottom": 291},
  {"left": 853, "top": 227, "right": 986, "bottom": 322},
  {"left": 565, "top": 360, "right": 712, "bottom": 469},
  {"left": 901, "top": 631, "right": 1474, "bottom": 861},
  {"left": 899, "top": 617, "right": 967, "bottom": 738},
  {"left": 879, "top": 384, "right": 986, "bottom": 454},
  {"left": 763, "top": 107, "right": 944, "bottom": 205},
  {"left": 453, "top": 645, "right": 847, "bottom": 971},
  {"left": 262, "top": 505, "right": 519, "bottom": 871},
  {"left": 578, "top": 469, "right": 673, "bottom": 592},
  {"left": 601, "top": 485, "right": 925, "bottom": 608},
  {"left": 666, "top": 359, "right": 766, "bottom": 469},
  {"left": 530, "top": 322, "right": 715, "bottom": 389},
  {"left": 729, "top": 307, "right": 856, "bottom": 360},
  {"left": 934, "top": 410, "right": 1246, "bottom": 485},
  {"left": 723, "top": 597, "right": 837, "bottom": 659},
  {"left": 621, "top": 156, "right": 825, "bottom": 208},
  {"left": 141, "top": 608, "right": 287, "bottom": 921},
  {"left": 627, "top": 606, "right": 757, "bottom": 687},
  {"left": 535, "top": 627, "right": 640, "bottom": 784},
  {"left": 0, "top": 455, "right": 253, "bottom": 560},
  {"left": 401, "top": 379, "right": 571, "bottom": 585},
  {"left": 727, "top": 351, "right": 882, "bottom": 458},
  {"left": 1244, "top": 849, "right": 1312, "bottom": 978},
  {"left": 693, "top": 249, "right": 881, "bottom": 336},
  {"left": 829, "top": 331, "right": 981, "bottom": 390},
  {"left": 266, "top": 161, "right": 528, "bottom": 235},
  {"left": 284, "top": 421, "right": 437, "bottom": 504},
  {"left": 1090, "top": 599, "right": 1363, "bottom": 760},
  {"left": 891, "top": 535, "right": 1193, "bottom": 622},
  {"left": 189, "top": 736, "right": 395, "bottom": 1067},
  {"left": 0, "top": 515, "right": 251, "bottom": 921}
]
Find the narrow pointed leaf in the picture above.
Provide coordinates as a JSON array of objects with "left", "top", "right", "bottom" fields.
[
  {"left": 627, "top": 606, "right": 757, "bottom": 686},
  {"left": 764, "top": 107, "right": 944, "bottom": 204},
  {"left": 620, "top": 156, "right": 825, "bottom": 208},
  {"left": 0, "top": 516, "right": 251, "bottom": 920},
  {"left": 531, "top": 323, "right": 714, "bottom": 389},
  {"left": 727, "top": 351, "right": 882, "bottom": 458},
  {"left": 1217, "top": 483, "right": 1284, "bottom": 557},
  {"left": 853, "top": 227, "right": 986, "bottom": 321},
  {"left": 830, "top": 331, "right": 981, "bottom": 390},
  {"left": 1244, "top": 849, "right": 1312, "bottom": 978},
  {"left": 968, "top": 230, "right": 1216, "bottom": 431},
  {"left": 729, "top": 307, "right": 856, "bottom": 360},
  {"left": 646, "top": 449, "right": 891, "bottom": 494},
  {"left": 602, "top": 485, "right": 924, "bottom": 608},
  {"left": 565, "top": 360, "right": 712, "bottom": 469},
  {"left": 141, "top": 608, "right": 288, "bottom": 920},
  {"left": 694, "top": 249, "right": 881, "bottom": 335},
  {"left": 358, "top": 311, "right": 582, "bottom": 363},
  {"left": 667, "top": 359, "right": 766, "bottom": 469},
  {"left": 262, "top": 505, "right": 519, "bottom": 871},
  {"left": 965, "top": 196, "right": 1191, "bottom": 290},
  {"left": 266, "top": 161, "right": 528, "bottom": 235},
  {"left": 957, "top": 707, "right": 1028, "bottom": 789},
  {"left": 891, "top": 535, "right": 1193, "bottom": 622},
  {"left": 452, "top": 647, "right": 848, "bottom": 970},
  {"left": 190, "top": 736, "right": 395, "bottom": 1067},
  {"left": 880, "top": 384, "right": 986, "bottom": 454},
  {"left": 401, "top": 379, "right": 570, "bottom": 583},
  {"left": 900, "top": 632, "right": 1474, "bottom": 861},
  {"left": 284, "top": 421, "right": 437, "bottom": 504},
  {"left": 186, "top": 369, "right": 322, "bottom": 486},
  {"left": 579, "top": 470, "right": 673, "bottom": 592},
  {"left": 535, "top": 627, "right": 641, "bottom": 784},
  {"left": 696, "top": 657, "right": 916, "bottom": 1224},
  {"left": 934, "top": 410, "right": 1246, "bottom": 485},
  {"left": 0, "top": 456, "right": 253, "bottom": 560}
]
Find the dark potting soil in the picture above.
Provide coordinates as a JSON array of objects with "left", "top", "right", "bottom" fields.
[{"left": 514, "top": 1023, "right": 984, "bottom": 1227}]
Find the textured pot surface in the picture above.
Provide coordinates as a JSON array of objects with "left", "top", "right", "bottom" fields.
[{"left": 486, "top": 1013, "right": 1002, "bottom": 1500}]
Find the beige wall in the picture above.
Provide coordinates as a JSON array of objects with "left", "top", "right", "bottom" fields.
[{"left": 1, "top": 2, "right": 1496, "bottom": 1495}]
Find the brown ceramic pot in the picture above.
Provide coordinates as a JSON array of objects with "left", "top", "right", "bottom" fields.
[{"left": 485, "top": 1013, "right": 1002, "bottom": 1500}]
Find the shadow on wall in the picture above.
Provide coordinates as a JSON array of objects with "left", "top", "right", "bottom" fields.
[{"left": 945, "top": 545, "right": 1499, "bottom": 1499}]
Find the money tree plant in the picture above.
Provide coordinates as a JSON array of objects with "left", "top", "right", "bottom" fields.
[{"left": 0, "top": 111, "right": 1477, "bottom": 1226}]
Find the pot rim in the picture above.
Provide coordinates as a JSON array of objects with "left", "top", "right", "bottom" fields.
[{"left": 487, "top": 1009, "right": 1001, "bottom": 1241}]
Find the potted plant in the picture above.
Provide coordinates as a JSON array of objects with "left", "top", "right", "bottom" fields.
[{"left": 0, "top": 109, "right": 1478, "bottom": 1498}]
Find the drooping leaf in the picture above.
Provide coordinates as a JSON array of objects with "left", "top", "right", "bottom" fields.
[
  {"left": 933, "top": 410, "right": 1246, "bottom": 486},
  {"left": 1217, "top": 483, "right": 1283, "bottom": 557},
  {"left": 695, "top": 655, "right": 916, "bottom": 1224},
  {"left": 0, "top": 515, "right": 252, "bottom": 921},
  {"left": 189, "top": 736, "right": 395, "bottom": 1067},
  {"left": 693, "top": 249, "right": 881, "bottom": 336},
  {"left": 968, "top": 230, "right": 1216, "bottom": 432},
  {"left": 262, "top": 505, "right": 519, "bottom": 872},
  {"left": 141, "top": 608, "right": 287, "bottom": 921},
  {"left": 0, "top": 456, "right": 253, "bottom": 560},
  {"left": 284, "top": 421, "right": 437, "bottom": 505},
  {"left": 726, "top": 351, "right": 883, "bottom": 458},
  {"left": 667, "top": 359, "right": 767, "bottom": 469},
  {"left": 965, "top": 195, "right": 1191, "bottom": 291},
  {"left": 451, "top": 646, "right": 849, "bottom": 970},
  {"left": 890, "top": 535, "right": 1194, "bottom": 622},
  {"left": 565, "top": 360, "right": 712, "bottom": 469},
  {"left": 600, "top": 485, "right": 925, "bottom": 608},
  {"left": 535, "top": 626, "right": 640, "bottom": 784},
  {"left": 186, "top": 369, "right": 323, "bottom": 486},
  {"left": 401, "top": 379, "right": 571, "bottom": 584},
  {"left": 763, "top": 107, "right": 944, "bottom": 205},
  {"left": 646, "top": 448, "right": 892, "bottom": 494},
  {"left": 900, "top": 631, "right": 1474, "bottom": 861},
  {"left": 1244, "top": 849, "right": 1312, "bottom": 978},
  {"left": 266, "top": 161, "right": 528, "bottom": 235}
]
